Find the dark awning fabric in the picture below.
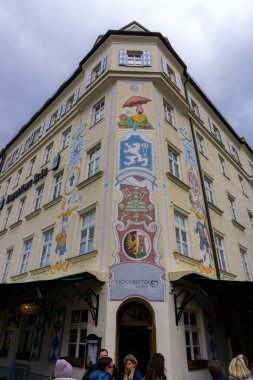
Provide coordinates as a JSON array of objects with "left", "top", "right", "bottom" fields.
[
  {"left": 170, "top": 272, "right": 253, "bottom": 314},
  {"left": 0, "top": 272, "right": 105, "bottom": 312}
]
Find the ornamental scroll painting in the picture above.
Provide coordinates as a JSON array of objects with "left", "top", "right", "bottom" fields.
[
  {"left": 179, "top": 126, "right": 215, "bottom": 277},
  {"left": 50, "top": 123, "right": 86, "bottom": 274},
  {"left": 109, "top": 132, "right": 165, "bottom": 301}
]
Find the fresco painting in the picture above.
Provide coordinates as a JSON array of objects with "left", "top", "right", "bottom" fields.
[
  {"left": 179, "top": 127, "right": 215, "bottom": 277},
  {"left": 50, "top": 123, "right": 86, "bottom": 273}
]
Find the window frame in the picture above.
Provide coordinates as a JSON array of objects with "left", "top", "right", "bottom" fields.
[
  {"left": 44, "top": 143, "right": 53, "bottom": 165},
  {"left": 28, "top": 157, "right": 36, "bottom": 177},
  {"left": 163, "top": 99, "right": 174, "bottom": 125},
  {"left": 3, "top": 206, "right": 12, "bottom": 229},
  {"left": 53, "top": 171, "right": 64, "bottom": 199},
  {"left": 228, "top": 196, "right": 237, "bottom": 221},
  {"left": 168, "top": 147, "right": 180, "bottom": 179},
  {"left": 80, "top": 210, "right": 96, "bottom": 255},
  {"left": 196, "top": 133, "right": 206, "bottom": 156},
  {"left": 219, "top": 155, "right": 228, "bottom": 177},
  {"left": 40, "top": 229, "right": 54, "bottom": 267},
  {"left": 15, "top": 168, "right": 23, "bottom": 187},
  {"left": 174, "top": 212, "right": 188, "bottom": 256},
  {"left": 87, "top": 145, "right": 101, "bottom": 178},
  {"left": 2, "top": 248, "right": 13, "bottom": 283},
  {"left": 20, "top": 239, "right": 32, "bottom": 274},
  {"left": 92, "top": 99, "right": 105, "bottom": 125},
  {"left": 17, "top": 197, "right": 26, "bottom": 222},
  {"left": 67, "top": 309, "right": 88, "bottom": 361},
  {"left": 214, "top": 234, "right": 227, "bottom": 271},
  {"left": 61, "top": 127, "right": 71, "bottom": 150},
  {"left": 184, "top": 311, "right": 202, "bottom": 361},
  {"left": 204, "top": 176, "right": 215, "bottom": 204},
  {"left": 240, "top": 248, "right": 251, "bottom": 281},
  {"left": 34, "top": 184, "right": 44, "bottom": 211}
]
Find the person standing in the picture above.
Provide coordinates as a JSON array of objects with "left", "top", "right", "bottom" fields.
[
  {"left": 228, "top": 357, "right": 251, "bottom": 380},
  {"left": 143, "top": 353, "right": 166, "bottom": 380},
  {"left": 207, "top": 360, "right": 228, "bottom": 380},
  {"left": 82, "top": 349, "right": 120, "bottom": 380},
  {"left": 54, "top": 359, "right": 76, "bottom": 380},
  {"left": 122, "top": 355, "right": 142, "bottom": 380},
  {"left": 88, "top": 357, "right": 114, "bottom": 380}
]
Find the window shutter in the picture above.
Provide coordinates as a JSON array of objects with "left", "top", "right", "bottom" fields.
[
  {"left": 55, "top": 107, "right": 61, "bottom": 122},
  {"left": 30, "top": 314, "right": 45, "bottom": 360},
  {"left": 198, "top": 104, "right": 204, "bottom": 123},
  {"left": 208, "top": 117, "right": 215, "bottom": 134},
  {"left": 219, "top": 131, "right": 225, "bottom": 145},
  {"left": 227, "top": 139, "right": 234, "bottom": 157},
  {"left": 48, "top": 308, "right": 66, "bottom": 363},
  {"left": 119, "top": 49, "right": 127, "bottom": 65},
  {"left": 72, "top": 88, "right": 80, "bottom": 106},
  {"left": 86, "top": 69, "right": 92, "bottom": 87},
  {"left": 175, "top": 72, "right": 181, "bottom": 89},
  {"left": 45, "top": 115, "right": 52, "bottom": 131},
  {"left": 100, "top": 55, "right": 107, "bottom": 73},
  {"left": 161, "top": 57, "right": 169, "bottom": 76},
  {"left": 60, "top": 101, "right": 67, "bottom": 117},
  {"left": 143, "top": 50, "right": 151, "bottom": 67}
]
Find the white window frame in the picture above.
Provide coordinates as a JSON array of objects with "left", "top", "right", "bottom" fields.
[
  {"left": 174, "top": 212, "right": 188, "bottom": 256},
  {"left": 184, "top": 311, "right": 202, "bottom": 361},
  {"left": 249, "top": 213, "right": 253, "bottom": 229},
  {"left": 214, "top": 234, "right": 227, "bottom": 271},
  {"left": 40, "top": 229, "right": 54, "bottom": 267},
  {"left": 204, "top": 176, "right": 215, "bottom": 204},
  {"left": 15, "top": 168, "right": 23, "bottom": 187},
  {"left": 168, "top": 147, "right": 180, "bottom": 179},
  {"left": 240, "top": 248, "right": 251, "bottom": 281},
  {"left": 20, "top": 239, "right": 32, "bottom": 274},
  {"left": 61, "top": 128, "right": 71, "bottom": 150},
  {"left": 67, "top": 309, "right": 88, "bottom": 360},
  {"left": 80, "top": 210, "right": 96, "bottom": 255},
  {"left": 17, "top": 197, "right": 26, "bottom": 221},
  {"left": 92, "top": 99, "right": 105, "bottom": 125},
  {"left": 228, "top": 196, "right": 237, "bottom": 221},
  {"left": 219, "top": 155, "right": 228, "bottom": 177},
  {"left": 2, "top": 248, "right": 13, "bottom": 283},
  {"left": 88, "top": 146, "right": 101, "bottom": 178},
  {"left": 53, "top": 171, "right": 64, "bottom": 199},
  {"left": 28, "top": 157, "right": 36, "bottom": 177},
  {"left": 3, "top": 206, "right": 12, "bottom": 229},
  {"left": 238, "top": 175, "right": 247, "bottom": 195},
  {"left": 4, "top": 178, "right": 11, "bottom": 196},
  {"left": 34, "top": 185, "right": 44, "bottom": 210},
  {"left": 249, "top": 161, "right": 253, "bottom": 176},
  {"left": 163, "top": 99, "right": 174, "bottom": 125},
  {"left": 0, "top": 315, "right": 14, "bottom": 356},
  {"left": 127, "top": 51, "right": 143, "bottom": 66},
  {"left": 196, "top": 133, "right": 206, "bottom": 156},
  {"left": 18, "top": 315, "right": 36, "bottom": 357},
  {"left": 44, "top": 143, "right": 53, "bottom": 164}
]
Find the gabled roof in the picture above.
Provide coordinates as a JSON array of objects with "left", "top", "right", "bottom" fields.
[{"left": 120, "top": 21, "right": 150, "bottom": 32}]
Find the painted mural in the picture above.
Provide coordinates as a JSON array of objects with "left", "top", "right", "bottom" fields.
[
  {"left": 50, "top": 123, "right": 86, "bottom": 273},
  {"left": 118, "top": 86, "right": 154, "bottom": 130},
  {"left": 109, "top": 129, "right": 165, "bottom": 301},
  {"left": 179, "top": 127, "right": 215, "bottom": 277}
]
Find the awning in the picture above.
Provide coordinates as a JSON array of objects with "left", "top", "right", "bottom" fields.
[
  {"left": 0, "top": 271, "right": 106, "bottom": 326},
  {"left": 169, "top": 271, "right": 253, "bottom": 325}
]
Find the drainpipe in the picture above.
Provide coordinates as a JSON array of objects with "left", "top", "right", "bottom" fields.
[{"left": 184, "top": 75, "right": 221, "bottom": 280}]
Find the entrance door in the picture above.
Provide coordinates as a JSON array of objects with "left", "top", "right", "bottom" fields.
[{"left": 117, "top": 302, "right": 155, "bottom": 375}]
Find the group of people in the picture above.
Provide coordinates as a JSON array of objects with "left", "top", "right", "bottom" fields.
[
  {"left": 208, "top": 354, "right": 253, "bottom": 380},
  {"left": 50, "top": 349, "right": 253, "bottom": 380},
  {"left": 51, "top": 349, "right": 166, "bottom": 380}
]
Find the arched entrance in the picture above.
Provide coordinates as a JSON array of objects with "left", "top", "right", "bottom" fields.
[{"left": 117, "top": 301, "right": 155, "bottom": 375}]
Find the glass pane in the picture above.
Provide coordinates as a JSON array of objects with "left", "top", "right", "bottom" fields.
[
  {"left": 69, "top": 329, "right": 78, "bottom": 342},
  {"left": 68, "top": 344, "right": 76, "bottom": 357},
  {"left": 192, "top": 332, "right": 199, "bottom": 345},
  {"left": 186, "top": 347, "right": 192, "bottom": 360},
  {"left": 81, "top": 310, "right": 88, "bottom": 323},
  {"left": 194, "top": 347, "right": 201, "bottom": 359},
  {"left": 71, "top": 310, "right": 80, "bottom": 323},
  {"left": 80, "top": 329, "right": 87, "bottom": 342},
  {"left": 185, "top": 331, "right": 190, "bottom": 345},
  {"left": 78, "top": 344, "right": 86, "bottom": 359},
  {"left": 190, "top": 313, "right": 197, "bottom": 326},
  {"left": 183, "top": 312, "right": 189, "bottom": 325}
]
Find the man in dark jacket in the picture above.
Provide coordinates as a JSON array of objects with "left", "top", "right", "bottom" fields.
[
  {"left": 88, "top": 357, "right": 114, "bottom": 380},
  {"left": 82, "top": 349, "right": 120, "bottom": 380}
]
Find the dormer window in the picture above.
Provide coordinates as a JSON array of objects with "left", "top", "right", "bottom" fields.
[
  {"left": 86, "top": 56, "right": 107, "bottom": 87},
  {"left": 119, "top": 49, "right": 151, "bottom": 67}
]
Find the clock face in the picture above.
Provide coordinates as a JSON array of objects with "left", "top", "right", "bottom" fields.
[{"left": 65, "top": 167, "right": 79, "bottom": 194}]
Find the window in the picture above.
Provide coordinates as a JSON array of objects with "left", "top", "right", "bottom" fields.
[
  {"left": 28, "top": 157, "right": 36, "bottom": 177},
  {"left": 88, "top": 146, "right": 101, "bottom": 178},
  {"left": 119, "top": 49, "right": 151, "bottom": 67},
  {"left": 34, "top": 185, "right": 44, "bottom": 210},
  {"left": 3, "top": 206, "right": 12, "bottom": 229},
  {"left": 238, "top": 175, "right": 247, "bottom": 195},
  {"left": 17, "top": 197, "right": 26, "bottom": 221},
  {"left": 0, "top": 315, "right": 15, "bottom": 356},
  {"left": 67, "top": 309, "right": 88, "bottom": 361},
  {"left": 40, "top": 229, "right": 54, "bottom": 267},
  {"left": 249, "top": 213, "right": 253, "bottom": 229},
  {"left": 161, "top": 57, "right": 180, "bottom": 89},
  {"left": 20, "top": 239, "right": 32, "bottom": 274},
  {"left": 208, "top": 118, "right": 224, "bottom": 144},
  {"left": 92, "top": 99, "right": 104, "bottom": 124},
  {"left": 204, "top": 176, "right": 215, "bottom": 204},
  {"left": 249, "top": 161, "right": 253, "bottom": 176},
  {"left": 240, "top": 248, "right": 251, "bottom": 281},
  {"left": 214, "top": 234, "right": 227, "bottom": 271},
  {"left": 2, "top": 248, "right": 13, "bottom": 283},
  {"left": 53, "top": 171, "right": 64, "bottom": 199},
  {"left": 174, "top": 212, "right": 188, "bottom": 255},
  {"left": 163, "top": 100, "right": 174, "bottom": 125},
  {"left": 86, "top": 57, "right": 107, "bottom": 87},
  {"left": 3, "top": 178, "right": 11, "bottom": 196},
  {"left": 168, "top": 148, "right": 180, "bottom": 179},
  {"left": 184, "top": 311, "right": 201, "bottom": 360},
  {"left": 228, "top": 196, "right": 237, "bottom": 221},
  {"left": 61, "top": 128, "right": 71, "bottom": 150},
  {"left": 188, "top": 94, "right": 204, "bottom": 123},
  {"left": 15, "top": 168, "right": 23, "bottom": 187},
  {"left": 80, "top": 210, "right": 96, "bottom": 255},
  {"left": 196, "top": 133, "right": 206, "bottom": 156},
  {"left": 227, "top": 140, "right": 241, "bottom": 163},
  {"left": 17, "top": 315, "right": 36, "bottom": 359},
  {"left": 219, "top": 155, "right": 228, "bottom": 177},
  {"left": 44, "top": 143, "right": 53, "bottom": 164}
]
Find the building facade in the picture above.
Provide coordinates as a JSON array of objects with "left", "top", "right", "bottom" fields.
[{"left": 0, "top": 22, "right": 253, "bottom": 380}]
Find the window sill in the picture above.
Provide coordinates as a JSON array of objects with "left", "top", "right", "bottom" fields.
[
  {"left": 173, "top": 251, "right": 199, "bottom": 267},
  {"left": 43, "top": 196, "right": 63, "bottom": 210},
  {"left": 67, "top": 250, "right": 97, "bottom": 264},
  {"left": 77, "top": 171, "right": 103, "bottom": 190},
  {"left": 220, "top": 269, "right": 237, "bottom": 280},
  {"left": 165, "top": 119, "right": 177, "bottom": 131},
  {"left": 30, "top": 266, "right": 49, "bottom": 276},
  {"left": 199, "top": 151, "right": 208, "bottom": 160},
  {"left": 166, "top": 172, "right": 190, "bottom": 192},
  {"left": 222, "top": 173, "right": 230, "bottom": 180},
  {"left": 231, "top": 219, "right": 245, "bottom": 231},
  {"left": 90, "top": 117, "right": 104, "bottom": 129},
  {"left": 25, "top": 208, "right": 42, "bottom": 220},
  {"left": 10, "top": 272, "right": 28, "bottom": 282},
  {"left": 9, "top": 220, "right": 22, "bottom": 230},
  {"left": 188, "top": 360, "right": 208, "bottom": 370},
  {"left": 0, "top": 228, "right": 7, "bottom": 236},
  {"left": 207, "top": 202, "right": 224, "bottom": 215},
  {"left": 15, "top": 353, "right": 30, "bottom": 361},
  {"left": 66, "top": 357, "right": 84, "bottom": 368}
]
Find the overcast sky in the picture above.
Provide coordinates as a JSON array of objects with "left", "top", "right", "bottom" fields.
[{"left": 1, "top": 0, "right": 253, "bottom": 151}]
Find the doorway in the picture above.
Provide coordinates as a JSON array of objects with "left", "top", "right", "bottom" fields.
[{"left": 117, "top": 301, "right": 155, "bottom": 375}]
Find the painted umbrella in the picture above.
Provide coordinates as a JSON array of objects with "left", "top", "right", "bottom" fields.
[{"left": 122, "top": 95, "right": 151, "bottom": 114}]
